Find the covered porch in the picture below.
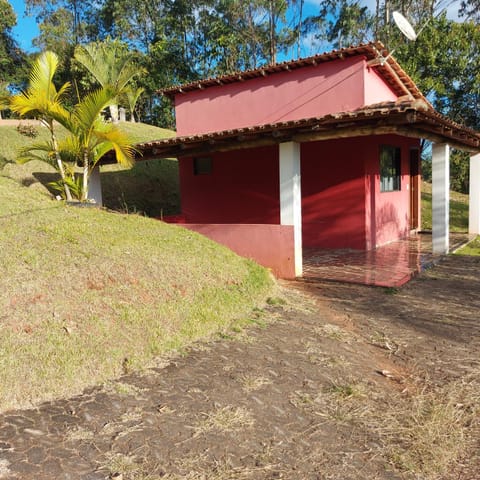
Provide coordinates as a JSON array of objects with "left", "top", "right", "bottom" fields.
[
  {"left": 125, "top": 99, "right": 480, "bottom": 284},
  {"left": 303, "top": 232, "right": 472, "bottom": 287}
]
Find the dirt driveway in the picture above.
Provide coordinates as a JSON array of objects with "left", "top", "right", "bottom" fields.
[{"left": 0, "top": 255, "right": 479, "bottom": 480}]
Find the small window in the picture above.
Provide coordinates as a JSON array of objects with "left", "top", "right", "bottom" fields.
[
  {"left": 380, "top": 146, "right": 401, "bottom": 192},
  {"left": 193, "top": 157, "right": 212, "bottom": 175}
]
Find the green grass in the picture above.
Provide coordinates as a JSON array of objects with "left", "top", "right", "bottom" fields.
[
  {"left": 0, "top": 175, "right": 274, "bottom": 412},
  {"left": 421, "top": 181, "right": 469, "bottom": 232},
  {"left": 455, "top": 236, "right": 480, "bottom": 256},
  {"left": 422, "top": 179, "right": 480, "bottom": 255},
  {"left": 0, "top": 122, "right": 179, "bottom": 216}
]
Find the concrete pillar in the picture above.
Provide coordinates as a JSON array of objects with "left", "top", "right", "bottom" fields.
[
  {"left": 469, "top": 153, "right": 480, "bottom": 235},
  {"left": 88, "top": 165, "right": 103, "bottom": 206},
  {"left": 279, "top": 142, "right": 302, "bottom": 277},
  {"left": 432, "top": 143, "right": 450, "bottom": 253}
]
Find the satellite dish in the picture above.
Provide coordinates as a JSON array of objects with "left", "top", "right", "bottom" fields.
[{"left": 392, "top": 11, "right": 418, "bottom": 41}]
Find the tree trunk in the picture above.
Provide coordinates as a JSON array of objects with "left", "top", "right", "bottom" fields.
[
  {"left": 82, "top": 150, "right": 89, "bottom": 201},
  {"left": 109, "top": 104, "right": 119, "bottom": 124},
  {"left": 49, "top": 121, "right": 73, "bottom": 201},
  {"left": 297, "top": 0, "right": 304, "bottom": 59},
  {"left": 269, "top": 0, "right": 276, "bottom": 64}
]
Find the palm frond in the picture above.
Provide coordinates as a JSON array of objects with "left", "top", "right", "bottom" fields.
[
  {"left": 123, "top": 86, "right": 145, "bottom": 114},
  {"left": 92, "top": 127, "right": 136, "bottom": 168},
  {"left": 57, "top": 135, "right": 83, "bottom": 164},
  {"left": 29, "top": 52, "right": 59, "bottom": 101},
  {"left": 74, "top": 44, "right": 109, "bottom": 88},
  {"left": 73, "top": 87, "right": 116, "bottom": 134},
  {"left": 9, "top": 51, "right": 71, "bottom": 121},
  {"left": 17, "top": 141, "right": 56, "bottom": 166}
]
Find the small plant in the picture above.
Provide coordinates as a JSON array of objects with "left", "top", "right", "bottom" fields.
[
  {"left": 16, "top": 123, "right": 39, "bottom": 138},
  {"left": 327, "top": 381, "right": 365, "bottom": 399},
  {"left": 384, "top": 287, "right": 399, "bottom": 295},
  {"left": 266, "top": 296, "right": 286, "bottom": 306}
]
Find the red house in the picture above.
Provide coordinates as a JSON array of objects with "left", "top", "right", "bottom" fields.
[{"left": 136, "top": 42, "right": 480, "bottom": 279}]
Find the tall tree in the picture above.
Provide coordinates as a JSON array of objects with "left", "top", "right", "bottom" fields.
[
  {"left": 25, "top": 0, "right": 97, "bottom": 45},
  {"left": 12, "top": 50, "right": 136, "bottom": 201},
  {"left": 9, "top": 51, "right": 73, "bottom": 200},
  {"left": 324, "top": 0, "right": 374, "bottom": 48},
  {"left": 0, "top": 0, "right": 27, "bottom": 93},
  {"left": 74, "top": 39, "right": 145, "bottom": 123}
]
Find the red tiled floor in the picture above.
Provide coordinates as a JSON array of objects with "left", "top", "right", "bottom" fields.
[{"left": 302, "top": 233, "right": 472, "bottom": 287}]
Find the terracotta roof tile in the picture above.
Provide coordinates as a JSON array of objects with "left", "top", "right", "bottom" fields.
[
  {"left": 158, "top": 42, "right": 425, "bottom": 103},
  {"left": 129, "top": 99, "right": 480, "bottom": 161}
]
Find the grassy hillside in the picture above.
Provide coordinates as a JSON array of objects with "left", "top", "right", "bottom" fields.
[
  {"left": 421, "top": 181, "right": 469, "bottom": 232},
  {"left": 0, "top": 175, "right": 274, "bottom": 412},
  {"left": 0, "top": 122, "right": 179, "bottom": 216}
]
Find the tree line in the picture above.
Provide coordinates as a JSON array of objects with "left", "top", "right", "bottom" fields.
[{"left": 2, "top": 0, "right": 480, "bottom": 191}]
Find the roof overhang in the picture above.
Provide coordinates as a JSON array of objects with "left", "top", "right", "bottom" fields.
[{"left": 126, "top": 100, "right": 480, "bottom": 163}]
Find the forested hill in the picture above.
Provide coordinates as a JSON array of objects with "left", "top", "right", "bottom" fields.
[{"left": 2, "top": 1, "right": 480, "bottom": 133}]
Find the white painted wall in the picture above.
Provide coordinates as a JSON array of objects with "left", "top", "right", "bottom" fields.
[{"left": 469, "top": 153, "right": 480, "bottom": 235}]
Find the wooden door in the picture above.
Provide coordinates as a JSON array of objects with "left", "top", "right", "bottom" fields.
[{"left": 410, "top": 149, "right": 420, "bottom": 230}]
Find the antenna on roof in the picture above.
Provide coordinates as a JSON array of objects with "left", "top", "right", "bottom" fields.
[
  {"left": 392, "top": 11, "right": 418, "bottom": 41},
  {"left": 378, "top": 11, "right": 418, "bottom": 65}
]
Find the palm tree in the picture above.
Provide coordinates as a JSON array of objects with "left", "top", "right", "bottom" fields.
[
  {"left": 74, "top": 40, "right": 145, "bottom": 123},
  {"left": 9, "top": 51, "right": 74, "bottom": 201},
  {"left": 13, "top": 51, "right": 136, "bottom": 202},
  {"left": 61, "top": 87, "right": 136, "bottom": 200},
  {"left": 123, "top": 86, "right": 145, "bottom": 122}
]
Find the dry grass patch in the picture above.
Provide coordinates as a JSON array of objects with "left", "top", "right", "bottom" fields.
[
  {"left": 369, "top": 331, "right": 401, "bottom": 354},
  {"left": 195, "top": 405, "right": 255, "bottom": 435},
  {"left": 102, "top": 382, "right": 146, "bottom": 397},
  {"left": 240, "top": 374, "right": 273, "bottom": 393},
  {"left": 374, "top": 372, "right": 480, "bottom": 478},
  {"left": 99, "top": 452, "right": 162, "bottom": 480},
  {"left": 315, "top": 323, "right": 353, "bottom": 342},
  {"left": 163, "top": 450, "right": 282, "bottom": 480}
]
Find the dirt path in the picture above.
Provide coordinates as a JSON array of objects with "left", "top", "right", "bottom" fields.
[{"left": 0, "top": 256, "right": 479, "bottom": 480}]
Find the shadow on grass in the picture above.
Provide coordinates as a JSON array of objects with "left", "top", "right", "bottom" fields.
[
  {"left": 100, "top": 158, "right": 180, "bottom": 217},
  {"left": 31, "top": 157, "right": 180, "bottom": 217}
]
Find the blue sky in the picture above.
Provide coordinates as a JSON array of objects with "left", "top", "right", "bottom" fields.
[
  {"left": 10, "top": 0, "right": 38, "bottom": 51},
  {"left": 10, "top": 0, "right": 462, "bottom": 54}
]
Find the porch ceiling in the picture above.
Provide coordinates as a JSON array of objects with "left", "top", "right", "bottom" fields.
[{"left": 127, "top": 99, "right": 480, "bottom": 163}]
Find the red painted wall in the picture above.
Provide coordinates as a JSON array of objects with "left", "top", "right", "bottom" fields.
[
  {"left": 178, "top": 136, "right": 420, "bottom": 257},
  {"left": 364, "top": 66, "right": 399, "bottom": 105},
  {"left": 301, "top": 138, "right": 369, "bottom": 249},
  {"left": 175, "top": 57, "right": 398, "bottom": 136},
  {"left": 364, "top": 134, "right": 420, "bottom": 248},
  {"left": 301, "top": 135, "right": 420, "bottom": 250},
  {"left": 179, "top": 146, "right": 280, "bottom": 224},
  {"left": 182, "top": 224, "right": 296, "bottom": 279}
]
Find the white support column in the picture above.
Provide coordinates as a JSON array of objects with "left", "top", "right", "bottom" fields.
[
  {"left": 432, "top": 143, "right": 450, "bottom": 253},
  {"left": 279, "top": 142, "right": 302, "bottom": 277},
  {"left": 88, "top": 165, "right": 103, "bottom": 206},
  {"left": 469, "top": 153, "right": 480, "bottom": 235}
]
